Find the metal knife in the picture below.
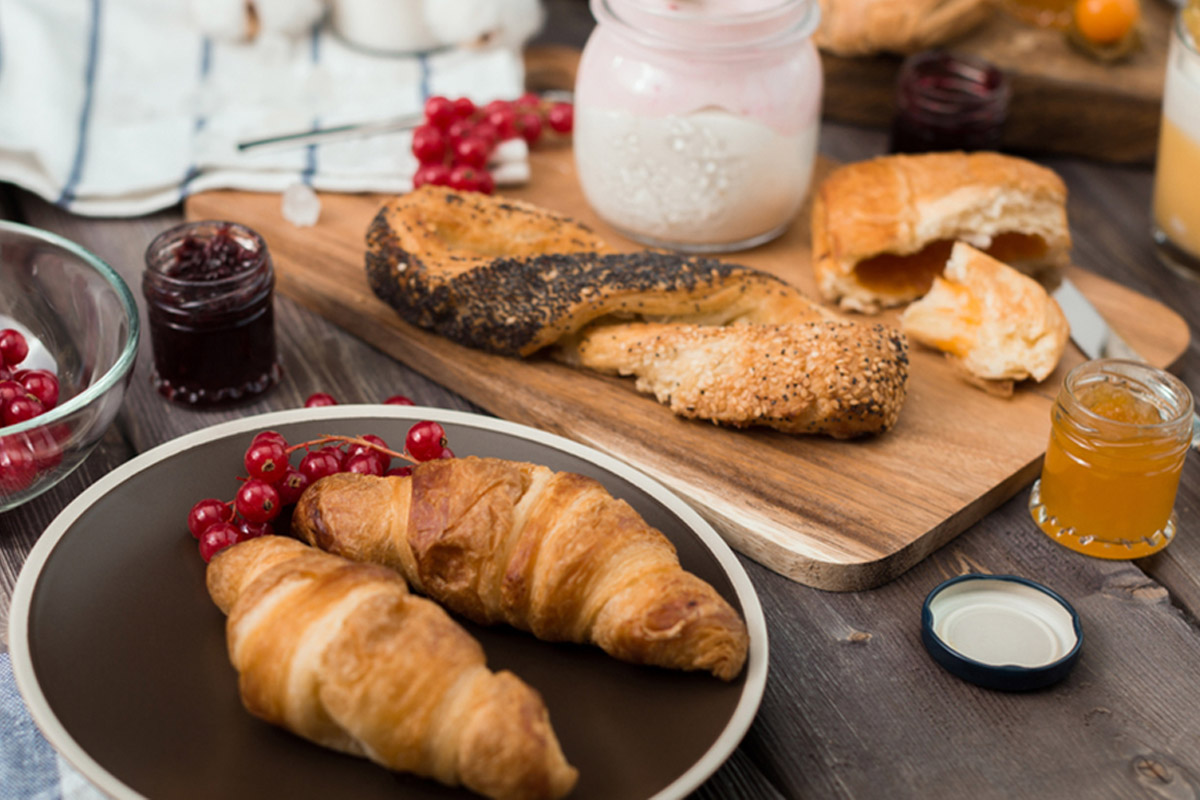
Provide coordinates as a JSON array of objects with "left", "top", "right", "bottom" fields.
[{"left": 1052, "top": 276, "right": 1200, "bottom": 449}]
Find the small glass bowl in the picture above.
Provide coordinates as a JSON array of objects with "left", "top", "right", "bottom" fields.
[{"left": 0, "top": 222, "right": 139, "bottom": 512}]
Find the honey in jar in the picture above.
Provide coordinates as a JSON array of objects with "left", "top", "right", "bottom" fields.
[{"left": 1030, "top": 360, "right": 1194, "bottom": 558}]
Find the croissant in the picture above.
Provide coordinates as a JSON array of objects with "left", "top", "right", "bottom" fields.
[
  {"left": 206, "top": 535, "right": 578, "bottom": 800},
  {"left": 292, "top": 456, "right": 750, "bottom": 681}
]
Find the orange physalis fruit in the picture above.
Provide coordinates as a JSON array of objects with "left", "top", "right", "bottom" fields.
[{"left": 1073, "top": 0, "right": 1139, "bottom": 44}]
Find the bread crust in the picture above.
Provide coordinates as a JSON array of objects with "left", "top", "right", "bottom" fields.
[
  {"left": 816, "top": 0, "right": 992, "bottom": 56},
  {"left": 812, "top": 152, "right": 1071, "bottom": 312}
]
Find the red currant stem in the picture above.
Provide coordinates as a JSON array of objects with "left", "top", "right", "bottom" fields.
[{"left": 285, "top": 434, "right": 421, "bottom": 466}]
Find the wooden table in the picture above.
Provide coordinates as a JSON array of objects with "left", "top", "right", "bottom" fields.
[{"left": 3, "top": 3, "right": 1200, "bottom": 798}]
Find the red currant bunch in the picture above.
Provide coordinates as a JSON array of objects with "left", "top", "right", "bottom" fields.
[
  {"left": 187, "top": 421, "right": 456, "bottom": 562},
  {"left": 0, "top": 329, "right": 66, "bottom": 494},
  {"left": 411, "top": 93, "right": 575, "bottom": 195}
]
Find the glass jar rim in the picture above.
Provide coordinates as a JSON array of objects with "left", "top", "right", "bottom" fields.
[
  {"left": 1062, "top": 358, "right": 1195, "bottom": 431},
  {"left": 144, "top": 220, "right": 269, "bottom": 289},
  {"left": 591, "top": 0, "right": 820, "bottom": 52},
  {"left": 0, "top": 220, "right": 140, "bottom": 438}
]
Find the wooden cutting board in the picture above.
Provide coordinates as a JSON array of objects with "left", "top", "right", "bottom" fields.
[
  {"left": 185, "top": 149, "right": 1189, "bottom": 590},
  {"left": 822, "top": 1, "right": 1174, "bottom": 163}
]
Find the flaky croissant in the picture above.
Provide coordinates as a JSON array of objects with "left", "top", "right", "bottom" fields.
[
  {"left": 207, "top": 535, "right": 578, "bottom": 800},
  {"left": 292, "top": 456, "right": 750, "bottom": 681}
]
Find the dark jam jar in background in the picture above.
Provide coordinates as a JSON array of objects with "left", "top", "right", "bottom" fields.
[
  {"left": 889, "top": 52, "right": 1011, "bottom": 154},
  {"left": 142, "top": 221, "right": 280, "bottom": 406}
]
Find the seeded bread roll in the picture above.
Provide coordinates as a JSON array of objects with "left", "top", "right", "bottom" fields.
[
  {"left": 900, "top": 242, "right": 1069, "bottom": 395},
  {"left": 812, "top": 152, "right": 1071, "bottom": 313},
  {"left": 366, "top": 186, "right": 910, "bottom": 436}
]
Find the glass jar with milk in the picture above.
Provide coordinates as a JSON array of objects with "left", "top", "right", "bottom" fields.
[{"left": 574, "top": 0, "right": 823, "bottom": 253}]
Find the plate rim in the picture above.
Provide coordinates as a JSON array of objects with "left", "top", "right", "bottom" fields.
[{"left": 8, "top": 405, "right": 769, "bottom": 800}]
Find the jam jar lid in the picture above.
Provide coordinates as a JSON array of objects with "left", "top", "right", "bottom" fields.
[{"left": 921, "top": 574, "right": 1082, "bottom": 691}]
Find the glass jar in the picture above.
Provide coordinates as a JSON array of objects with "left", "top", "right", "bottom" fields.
[
  {"left": 142, "top": 221, "right": 280, "bottom": 406},
  {"left": 573, "top": 0, "right": 822, "bottom": 253},
  {"left": 1029, "top": 360, "right": 1194, "bottom": 559},
  {"left": 1152, "top": 11, "right": 1200, "bottom": 281},
  {"left": 889, "top": 52, "right": 1010, "bottom": 154}
]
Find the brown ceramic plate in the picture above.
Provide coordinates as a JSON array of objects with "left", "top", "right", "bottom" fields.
[{"left": 9, "top": 407, "right": 767, "bottom": 800}]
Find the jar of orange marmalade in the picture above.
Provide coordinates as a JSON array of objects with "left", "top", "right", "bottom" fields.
[{"left": 1030, "top": 360, "right": 1194, "bottom": 559}]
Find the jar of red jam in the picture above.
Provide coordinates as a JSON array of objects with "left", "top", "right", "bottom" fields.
[
  {"left": 889, "top": 51, "right": 1010, "bottom": 154},
  {"left": 142, "top": 221, "right": 281, "bottom": 406}
]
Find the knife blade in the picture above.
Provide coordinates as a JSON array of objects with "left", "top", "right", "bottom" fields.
[{"left": 1051, "top": 276, "right": 1200, "bottom": 449}]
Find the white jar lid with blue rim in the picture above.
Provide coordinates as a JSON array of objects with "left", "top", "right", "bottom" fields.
[{"left": 921, "top": 574, "right": 1083, "bottom": 692}]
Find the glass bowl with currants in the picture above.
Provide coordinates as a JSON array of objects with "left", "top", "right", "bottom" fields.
[{"left": 0, "top": 222, "right": 139, "bottom": 511}]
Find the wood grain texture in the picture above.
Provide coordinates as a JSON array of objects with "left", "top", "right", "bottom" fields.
[
  {"left": 822, "top": 1, "right": 1173, "bottom": 163},
  {"left": 184, "top": 151, "right": 1190, "bottom": 590}
]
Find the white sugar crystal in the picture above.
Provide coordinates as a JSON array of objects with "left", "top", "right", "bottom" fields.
[{"left": 282, "top": 182, "right": 321, "bottom": 227}]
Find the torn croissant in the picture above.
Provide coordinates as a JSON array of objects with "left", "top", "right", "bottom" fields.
[
  {"left": 292, "top": 456, "right": 751, "bottom": 681},
  {"left": 207, "top": 535, "right": 578, "bottom": 800}
]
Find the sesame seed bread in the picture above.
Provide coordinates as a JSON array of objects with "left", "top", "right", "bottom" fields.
[
  {"left": 900, "top": 242, "right": 1069, "bottom": 395},
  {"left": 366, "top": 186, "right": 910, "bottom": 437},
  {"left": 812, "top": 152, "right": 1071, "bottom": 313}
]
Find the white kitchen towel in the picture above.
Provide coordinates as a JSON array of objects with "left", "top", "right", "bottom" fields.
[{"left": 0, "top": 0, "right": 528, "bottom": 217}]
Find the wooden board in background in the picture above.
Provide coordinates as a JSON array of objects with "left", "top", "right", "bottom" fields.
[
  {"left": 822, "top": 1, "right": 1174, "bottom": 163},
  {"left": 185, "top": 150, "right": 1189, "bottom": 590}
]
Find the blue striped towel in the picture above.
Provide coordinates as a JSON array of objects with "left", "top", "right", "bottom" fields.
[
  {"left": 0, "top": 648, "right": 105, "bottom": 800},
  {"left": 0, "top": 0, "right": 528, "bottom": 217}
]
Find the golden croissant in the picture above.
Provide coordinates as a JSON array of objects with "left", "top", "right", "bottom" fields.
[
  {"left": 292, "top": 456, "right": 750, "bottom": 681},
  {"left": 206, "top": 535, "right": 578, "bottom": 800}
]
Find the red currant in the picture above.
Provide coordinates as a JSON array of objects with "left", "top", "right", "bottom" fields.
[
  {"left": 244, "top": 440, "right": 287, "bottom": 483},
  {"left": 424, "top": 96, "right": 457, "bottom": 130},
  {"left": 472, "top": 122, "right": 501, "bottom": 151},
  {"left": 436, "top": 446, "right": 456, "bottom": 460},
  {"left": 3, "top": 394, "right": 44, "bottom": 426},
  {"left": 445, "top": 118, "right": 474, "bottom": 148},
  {"left": 448, "top": 165, "right": 486, "bottom": 193},
  {"left": 0, "top": 329, "right": 29, "bottom": 368},
  {"left": 199, "top": 522, "right": 241, "bottom": 563},
  {"left": 406, "top": 420, "right": 447, "bottom": 461},
  {"left": 412, "top": 124, "right": 447, "bottom": 164},
  {"left": 0, "top": 380, "right": 23, "bottom": 408},
  {"left": 345, "top": 452, "right": 385, "bottom": 476},
  {"left": 475, "top": 169, "right": 495, "bottom": 195},
  {"left": 414, "top": 162, "right": 452, "bottom": 188},
  {"left": 0, "top": 437, "right": 37, "bottom": 491},
  {"left": 516, "top": 113, "right": 543, "bottom": 146},
  {"left": 547, "top": 102, "right": 574, "bottom": 134},
  {"left": 235, "top": 479, "right": 281, "bottom": 523},
  {"left": 386, "top": 465, "right": 414, "bottom": 477},
  {"left": 236, "top": 519, "right": 274, "bottom": 539},
  {"left": 304, "top": 392, "right": 337, "bottom": 408},
  {"left": 384, "top": 394, "right": 415, "bottom": 406},
  {"left": 299, "top": 448, "right": 342, "bottom": 483},
  {"left": 452, "top": 96, "right": 476, "bottom": 119},
  {"left": 276, "top": 466, "right": 309, "bottom": 505},
  {"left": 348, "top": 434, "right": 390, "bottom": 472},
  {"left": 514, "top": 92, "right": 541, "bottom": 110},
  {"left": 485, "top": 105, "right": 517, "bottom": 140},
  {"left": 454, "top": 136, "right": 490, "bottom": 169},
  {"left": 18, "top": 370, "right": 59, "bottom": 410},
  {"left": 188, "top": 498, "right": 229, "bottom": 539},
  {"left": 252, "top": 430, "right": 289, "bottom": 450}
]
